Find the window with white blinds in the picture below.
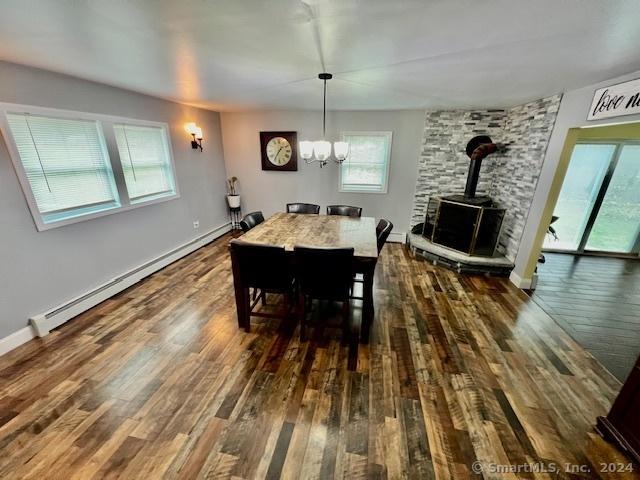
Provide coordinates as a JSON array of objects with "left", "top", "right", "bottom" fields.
[
  {"left": 5, "top": 112, "right": 120, "bottom": 225},
  {"left": 1, "top": 104, "right": 180, "bottom": 231},
  {"left": 114, "top": 123, "right": 176, "bottom": 203},
  {"left": 339, "top": 132, "right": 392, "bottom": 193}
]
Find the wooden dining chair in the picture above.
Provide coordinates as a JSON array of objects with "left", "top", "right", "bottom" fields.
[
  {"left": 294, "top": 246, "right": 354, "bottom": 341},
  {"left": 376, "top": 219, "right": 393, "bottom": 253},
  {"left": 286, "top": 203, "right": 320, "bottom": 214},
  {"left": 229, "top": 240, "right": 295, "bottom": 332},
  {"left": 239, "top": 211, "right": 265, "bottom": 233},
  {"left": 326, "top": 205, "right": 363, "bottom": 217},
  {"left": 239, "top": 211, "right": 267, "bottom": 302},
  {"left": 351, "top": 219, "right": 393, "bottom": 300}
]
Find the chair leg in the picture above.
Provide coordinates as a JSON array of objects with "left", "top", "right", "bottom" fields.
[
  {"left": 298, "top": 293, "right": 307, "bottom": 341},
  {"left": 342, "top": 300, "right": 351, "bottom": 342},
  {"left": 261, "top": 290, "right": 267, "bottom": 306},
  {"left": 344, "top": 299, "right": 359, "bottom": 371},
  {"left": 243, "top": 288, "right": 251, "bottom": 333}
]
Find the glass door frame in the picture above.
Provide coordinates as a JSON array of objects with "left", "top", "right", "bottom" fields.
[
  {"left": 544, "top": 139, "right": 640, "bottom": 257},
  {"left": 520, "top": 122, "right": 640, "bottom": 286}
]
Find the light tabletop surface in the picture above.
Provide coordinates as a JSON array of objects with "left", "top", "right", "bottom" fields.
[{"left": 239, "top": 212, "right": 378, "bottom": 259}]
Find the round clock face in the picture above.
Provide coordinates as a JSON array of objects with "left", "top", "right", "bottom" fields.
[{"left": 266, "top": 137, "right": 292, "bottom": 166}]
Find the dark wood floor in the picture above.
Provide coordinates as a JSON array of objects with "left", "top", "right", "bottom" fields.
[
  {"left": 533, "top": 252, "right": 640, "bottom": 382},
  {"left": 0, "top": 234, "right": 634, "bottom": 479}
]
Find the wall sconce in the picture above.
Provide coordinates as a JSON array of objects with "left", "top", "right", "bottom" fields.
[{"left": 185, "top": 122, "right": 203, "bottom": 151}]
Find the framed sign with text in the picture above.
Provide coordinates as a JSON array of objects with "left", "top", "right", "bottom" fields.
[{"left": 588, "top": 78, "right": 640, "bottom": 121}]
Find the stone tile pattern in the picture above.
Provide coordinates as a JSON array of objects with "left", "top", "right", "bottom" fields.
[
  {"left": 411, "top": 95, "right": 561, "bottom": 261},
  {"left": 490, "top": 96, "right": 562, "bottom": 259},
  {"left": 411, "top": 110, "right": 506, "bottom": 229}
]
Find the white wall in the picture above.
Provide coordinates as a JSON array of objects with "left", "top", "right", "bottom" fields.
[
  {"left": 513, "top": 70, "right": 640, "bottom": 283},
  {"left": 0, "top": 61, "right": 229, "bottom": 341},
  {"left": 220, "top": 110, "right": 424, "bottom": 235}
]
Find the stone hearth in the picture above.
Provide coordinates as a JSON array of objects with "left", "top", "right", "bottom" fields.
[{"left": 408, "top": 233, "right": 514, "bottom": 276}]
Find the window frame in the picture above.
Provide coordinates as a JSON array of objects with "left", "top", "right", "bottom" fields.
[
  {"left": 338, "top": 131, "right": 392, "bottom": 194},
  {"left": 114, "top": 122, "right": 178, "bottom": 204},
  {"left": 0, "top": 102, "right": 180, "bottom": 231}
]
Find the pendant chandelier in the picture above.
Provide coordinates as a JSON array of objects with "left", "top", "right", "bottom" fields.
[{"left": 299, "top": 73, "right": 349, "bottom": 167}]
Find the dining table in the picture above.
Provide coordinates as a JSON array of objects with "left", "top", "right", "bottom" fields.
[{"left": 232, "top": 212, "right": 379, "bottom": 342}]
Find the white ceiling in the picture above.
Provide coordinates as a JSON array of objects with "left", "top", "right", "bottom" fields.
[{"left": 1, "top": 0, "right": 640, "bottom": 112}]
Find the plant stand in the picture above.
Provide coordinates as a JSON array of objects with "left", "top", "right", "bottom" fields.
[{"left": 229, "top": 206, "right": 242, "bottom": 230}]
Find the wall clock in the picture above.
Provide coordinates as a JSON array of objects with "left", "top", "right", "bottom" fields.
[{"left": 260, "top": 131, "right": 298, "bottom": 171}]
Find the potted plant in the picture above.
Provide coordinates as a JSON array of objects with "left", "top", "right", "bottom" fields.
[{"left": 226, "top": 176, "right": 240, "bottom": 208}]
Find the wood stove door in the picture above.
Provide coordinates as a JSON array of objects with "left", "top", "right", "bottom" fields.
[{"left": 432, "top": 201, "right": 480, "bottom": 254}]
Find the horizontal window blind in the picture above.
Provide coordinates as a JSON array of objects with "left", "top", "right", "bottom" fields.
[
  {"left": 340, "top": 132, "right": 392, "bottom": 193},
  {"left": 114, "top": 123, "right": 175, "bottom": 202},
  {"left": 6, "top": 112, "right": 119, "bottom": 222}
]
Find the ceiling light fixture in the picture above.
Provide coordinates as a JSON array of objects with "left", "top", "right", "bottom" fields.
[{"left": 299, "top": 73, "right": 349, "bottom": 167}]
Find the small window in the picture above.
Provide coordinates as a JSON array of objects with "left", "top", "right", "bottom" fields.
[
  {"left": 339, "top": 132, "right": 392, "bottom": 193},
  {"left": 114, "top": 123, "right": 176, "bottom": 203},
  {"left": 5, "top": 112, "right": 120, "bottom": 226}
]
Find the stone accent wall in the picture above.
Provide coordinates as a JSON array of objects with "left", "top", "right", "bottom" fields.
[
  {"left": 490, "top": 96, "right": 561, "bottom": 258},
  {"left": 411, "top": 95, "right": 561, "bottom": 261},
  {"left": 411, "top": 110, "right": 506, "bottom": 226}
]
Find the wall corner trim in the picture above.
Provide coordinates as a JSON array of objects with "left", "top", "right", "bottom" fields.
[
  {"left": 509, "top": 270, "right": 536, "bottom": 290},
  {"left": 1, "top": 221, "right": 232, "bottom": 357}
]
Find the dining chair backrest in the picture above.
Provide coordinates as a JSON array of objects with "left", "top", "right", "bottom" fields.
[
  {"left": 240, "top": 211, "right": 265, "bottom": 233},
  {"left": 286, "top": 203, "right": 320, "bottom": 214},
  {"left": 376, "top": 219, "right": 393, "bottom": 253},
  {"left": 294, "top": 246, "right": 354, "bottom": 300},
  {"left": 229, "top": 240, "right": 293, "bottom": 291},
  {"left": 326, "top": 205, "right": 363, "bottom": 217}
]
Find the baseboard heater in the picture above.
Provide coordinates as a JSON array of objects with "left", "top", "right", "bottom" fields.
[{"left": 29, "top": 223, "right": 230, "bottom": 337}]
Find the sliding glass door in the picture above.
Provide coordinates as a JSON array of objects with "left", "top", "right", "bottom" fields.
[
  {"left": 585, "top": 145, "right": 640, "bottom": 252},
  {"left": 544, "top": 141, "right": 640, "bottom": 255}
]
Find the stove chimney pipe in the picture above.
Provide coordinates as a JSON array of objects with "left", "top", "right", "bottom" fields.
[{"left": 464, "top": 136, "right": 497, "bottom": 199}]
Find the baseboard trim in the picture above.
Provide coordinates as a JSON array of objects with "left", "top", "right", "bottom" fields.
[
  {"left": 388, "top": 231, "right": 406, "bottom": 243},
  {"left": 509, "top": 270, "right": 537, "bottom": 289},
  {"left": 1, "top": 222, "right": 231, "bottom": 357},
  {"left": 0, "top": 325, "right": 38, "bottom": 357}
]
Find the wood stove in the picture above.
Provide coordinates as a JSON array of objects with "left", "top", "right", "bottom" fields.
[{"left": 422, "top": 136, "right": 505, "bottom": 257}]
